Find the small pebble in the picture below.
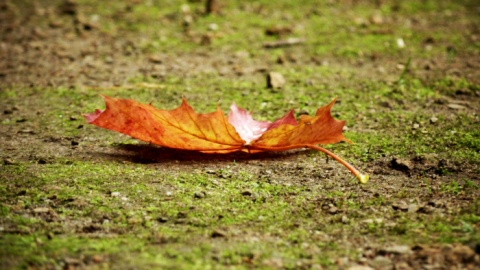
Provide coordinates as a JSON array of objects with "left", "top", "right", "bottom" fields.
[
  {"left": 194, "top": 191, "right": 205, "bottom": 199},
  {"left": 92, "top": 255, "right": 104, "bottom": 263},
  {"left": 328, "top": 206, "right": 338, "bottom": 214},
  {"left": 430, "top": 117, "right": 438, "bottom": 124},
  {"left": 148, "top": 55, "right": 163, "bottom": 64},
  {"left": 4, "top": 158, "right": 15, "bottom": 165},
  {"left": 157, "top": 217, "right": 168, "bottom": 223},
  {"left": 370, "top": 13, "right": 384, "bottom": 25},
  {"left": 370, "top": 256, "right": 393, "bottom": 269},
  {"left": 447, "top": 103, "right": 466, "bottom": 110},
  {"left": 211, "top": 229, "right": 227, "bottom": 238},
  {"left": 33, "top": 207, "right": 50, "bottom": 213},
  {"left": 408, "top": 204, "right": 419, "bottom": 213},
  {"left": 383, "top": 245, "right": 412, "bottom": 254},
  {"left": 362, "top": 218, "right": 384, "bottom": 224},
  {"left": 64, "top": 257, "right": 81, "bottom": 265},
  {"left": 391, "top": 158, "right": 414, "bottom": 172},
  {"left": 208, "top": 23, "right": 219, "bottom": 31},
  {"left": 267, "top": 72, "right": 286, "bottom": 89},
  {"left": 392, "top": 202, "right": 409, "bottom": 211}
]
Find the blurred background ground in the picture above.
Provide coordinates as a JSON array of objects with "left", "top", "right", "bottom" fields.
[{"left": 1, "top": 0, "right": 479, "bottom": 269}]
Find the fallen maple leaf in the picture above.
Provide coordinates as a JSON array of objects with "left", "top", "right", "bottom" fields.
[{"left": 84, "top": 96, "right": 369, "bottom": 183}]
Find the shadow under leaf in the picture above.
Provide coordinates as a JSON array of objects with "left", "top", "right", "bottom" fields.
[{"left": 94, "top": 143, "right": 314, "bottom": 165}]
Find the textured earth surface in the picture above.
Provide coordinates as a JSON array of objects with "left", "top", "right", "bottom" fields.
[{"left": 1, "top": 0, "right": 479, "bottom": 269}]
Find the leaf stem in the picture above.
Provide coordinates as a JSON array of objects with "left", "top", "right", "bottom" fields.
[
  {"left": 306, "top": 145, "right": 369, "bottom": 183},
  {"left": 248, "top": 144, "right": 369, "bottom": 183}
]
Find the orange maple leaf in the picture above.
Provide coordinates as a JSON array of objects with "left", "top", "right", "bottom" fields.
[{"left": 84, "top": 96, "right": 369, "bottom": 183}]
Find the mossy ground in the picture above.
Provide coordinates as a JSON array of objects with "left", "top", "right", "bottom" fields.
[{"left": 1, "top": 0, "right": 479, "bottom": 269}]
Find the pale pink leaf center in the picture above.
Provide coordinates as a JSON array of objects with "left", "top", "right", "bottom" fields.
[{"left": 228, "top": 103, "right": 271, "bottom": 144}]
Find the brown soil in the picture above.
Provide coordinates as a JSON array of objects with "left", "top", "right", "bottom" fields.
[{"left": 1, "top": 0, "right": 479, "bottom": 269}]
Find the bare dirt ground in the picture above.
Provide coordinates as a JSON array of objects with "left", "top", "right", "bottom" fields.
[{"left": 1, "top": 0, "right": 479, "bottom": 269}]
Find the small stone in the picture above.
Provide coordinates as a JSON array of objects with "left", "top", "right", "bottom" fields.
[
  {"left": 354, "top": 17, "right": 369, "bottom": 27},
  {"left": 111, "top": 191, "right": 121, "bottom": 197},
  {"left": 341, "top": 215, "right": 350, "bottom": 224},
  {"left": 370, "top": 256, "right": 393, "bottom": 269},
  {"left": 430, "top": 117, "right": 438, "bottom": 124},
  {"left": 397, "top": 38, "right": 406, "bottom": 48},
  {"left": 128, "top": 218, "right": 142, "bottom": 224},
  {"left": 383, "top": 245, "right": 412, "bottom": 254},
  {"left": 148, "top": 55, "right": 163, "bottom": 64},
  {"left": 18, "top": 129, "right": 35, "bottom": 134},
  {"left": 412, "top": 123, "right": 420, "bottom": 129},
  {"left": 408, "top": 204, "right": 419, "bottom": 213},
  {"left": 33, "top": 207, "right": 50, "bottom": 213},
  {"left": 370, "top": 13, "right": 384, "bottom": 25},
  {"left": 328, "top": 206, "right": 339, "bottom": 214},
  {"left": 390, "top": 158, "right": 414, "bottom": 172},
  {"left": 208, "top": 23, "right": 218, "bottom": 31},
  {"left": 267, "top": 72, "right": 286, "bottom": 89},
  {"left": 447, "top": 103, "right": 466, "bottom": 110},
  {"left": 336, "top": 257, "right": 349, "bottom": 267},
  {"left": 362, "top": 218, "right": 384, "bottom": 224},
  {"left": 265, "top": 26, "right": 293, "bottom": 36},
  {"left": 91, "top": 255, "right": 103, "bottom": 263},
  {"left": 64, "top": 257, "right": 81, "bottom": 265},
  {"left": 418, "top": 205, "right": 436, "bottom": 214},
  {"left": 194, "top": 191, "right": 205, "bottom": 199},
  {"left": 451, "top": 245, "right": 476, "bottom": 262},
  {"left": 211, "top": 229, "right": 227, "bottom": 238},
  {"left": 4, "top": 158, "right": 15, "bottom": 165},
  {"left": 157, "top": 217, "right": 168, "bottom": 223},
  {"left": 392, "top": 202, "right": 409, "bottom": 211}
]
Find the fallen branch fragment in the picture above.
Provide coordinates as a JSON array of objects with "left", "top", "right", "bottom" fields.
[{"left": 263, "top": 38, "right": 306, "bottom": 48}]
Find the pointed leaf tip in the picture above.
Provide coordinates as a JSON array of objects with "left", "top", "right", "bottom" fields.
[
  {"left": 251, "top": 99, "right": 348, "bottom": 148},
  {"left": 83, "top": 109, "right": 104, "bottom": 123}
]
